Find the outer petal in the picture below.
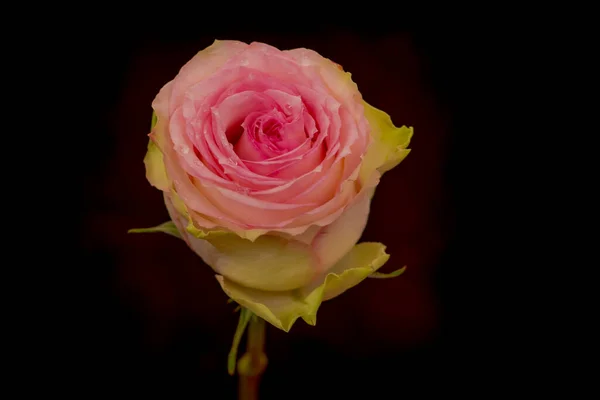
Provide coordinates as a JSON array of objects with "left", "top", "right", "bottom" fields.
[
  {"left": 216, "top": 242, "right": 390, "bottom": 332},
  {"left": 359, "top": 100, "right": 413, "bottom": 184},
  {"left": 144, "top": 110, "right": 170, "bottom": 191},
  {"left": 169, "top": 40, "right": 248, "bottom": 115},
  {"left": 305, "top": 242, "right": 390, "bottom": 304},
  {"left": 144, "top": 139, "right": 170, "bottom": 191},
  {"left": 188, "top": 234, "right": 318, "bottom": 292},
  {"left": 310, "top": 184, "right": 375, "bottom": 272},
  {"left": 165, "top": 193, "right": 317, "bottom": 291}
]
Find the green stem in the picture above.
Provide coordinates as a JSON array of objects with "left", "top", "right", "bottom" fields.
[{"left": 238, "top": 315, "right": 267, "bottom": 400}]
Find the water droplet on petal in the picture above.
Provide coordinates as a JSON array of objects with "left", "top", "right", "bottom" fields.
[
  {"left": 178, "top": 144, "right": 190, "bottom": 154},
  {"left": 236, "top": 185, "right": 250, "bottom": 195},
  {"left": 299, "top": 55, "right": 311, "bottom": 66},
  {"left": 240, "top": 58, "right": 249, "bottom": 66},
  {"left": 193, "top": 158, "right": 202, "bottom": 167}
]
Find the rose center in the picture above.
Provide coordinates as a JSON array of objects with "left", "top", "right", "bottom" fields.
[
  {"left": 259, "top": 117, "right": 283, "bottom": 143},
  {"left": 234, "top": 104, "right": 308, "bottom": 161}
]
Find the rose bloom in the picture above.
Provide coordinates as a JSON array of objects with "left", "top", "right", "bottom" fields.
[{"left": 143, "top": 40, "right": 412, "bottom": 331}]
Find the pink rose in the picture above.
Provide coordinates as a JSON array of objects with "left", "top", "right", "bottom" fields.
[{"left": 141, "top": 40, "right": 412, "bottom": 331}]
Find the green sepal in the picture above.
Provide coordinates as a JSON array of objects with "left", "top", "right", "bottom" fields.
[
  {"left": 227, "top": 307, "right": 253, "bottom": 376},
  {"left": 368, "top": 266, "right": 407, "bottom": 279},
  {"left": 128, "top": 221, "right": 181, "bottom": 239}
]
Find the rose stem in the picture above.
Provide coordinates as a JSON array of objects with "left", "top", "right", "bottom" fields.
[{"left": 238, "top": 315, "right": 267, "bottom": 400}]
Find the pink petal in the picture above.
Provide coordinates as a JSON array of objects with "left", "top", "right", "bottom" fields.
[
  {"left": 234, "top": 111, "right": 280, "bottom": 161},
  {"left": 152, "top": 81, "right": 174, "bottom": 120},
  {"left": 284, "top": 157, "right": 343, "bottom": 204},
  {"left": 221, "top": 42, "right": 305, "bottom": 85},
  {"left": 241, "top": 139, "right": 311, "bottom": 176},
  {"left": 214, "top": 70, "right": 298, "bottom": 105},
  {"left": 168, "top": 107, "right": 234, "bottom": 187},
  {"left": 169, "top": 40, "right": 248, "bottom": 115},
  {"left": 310, "top": 184, "right": 374, "bottom": 272},
  {"left": 263, "top": 89, "right": 303, "bottom": 116},
  {"left": 190, "top": 177, "right": 317, "bottom": 227},
  {"left": 336, "top": 107, "right": 363, "bottom": 180},
  {"left": 250, "top": 151, "right": 336, "bottom": 204},
  {"left": 266, "top": 142, "right": 325, "bottom": 179},
  {"left": 214, "top": 91, "right": 276, "bottom": 142},
  {"left": 154, "top": 129, "right": 241, "bottom": 227},
  {"left": 294, "top": 85, "right": 333, "bottom": 142}
]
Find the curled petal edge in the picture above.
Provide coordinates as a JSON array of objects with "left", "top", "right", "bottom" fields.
[
  {"left": 144, "top": 112, "right": 171, "bottom": 191},
  {"left": 216, "top": 242, "right": 390, "bottom": 332},
  {"left": 359, "top": 100, "right": 413, "bottom": 184}
]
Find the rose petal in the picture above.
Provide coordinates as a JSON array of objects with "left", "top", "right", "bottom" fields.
[
  {"left": 169, "top": 40, "right": 248, "bottom": 115},
  {"left": 152, "top": 81, "right": 174, "bottom": 120},
  {"left": 214, "top": 69, "right": 299, "bottom": 105},
  {"left": 222, "top": 42, "right": 304, "bottom": 85},
  {"left": 336, "top": 107, "right": 361, "bottom": 167},
  {"left": 302, "top": 241, "right": 390, "bottom": 304},
  {"left": 190, "top": 177, "right": 317, "bottom": 227},
  {"left": 272, "top": 167, "right": 379, "bottom": 232},
  {"left": 202, "top": 108, "right": 288, "bottom": 189},
  {"left": 165, "top": 194, "right": 318, "bottom": 291},
  {"left": 282, "top": 157, "right": 343, "bottom": 204},
  {"left": 276, "top": 177, "right": 357, "bottom": 228},
  {"left": 241, "top": 143, "right": 308, "bottom": 176},
  {"left": 286, "top": 47, "right": 364, "bottom": 118},
  {"left": 214, "top": 90, "right": 276, "bottom": 142},
  {"left": 263, "top": 89, "right": 307, "bottom": 150},
  {"left": 358, "top": 100, "right": 413, "bottom": 185},
  {"left": 153, "top": 122, "right": 243, "bottom": 227},
  {"left": 310, "top": 185, "right": 374, "bottom": 272},
  {"left": 144, "top": 113, "right": 170, "bottom": 191},
  {"left": 263, "top": 89, "right": 303, "bottom": 116},
  {"left": 249, "top": 153, "right": 336, "bottom": 203},
  {"left": 144, "top": 141, "right": 170, "bottom": 191},
  {"left": 171, "top": 107, "right": 283, "bottom": 193},
  {"left": 295, "top": 85, "right": 336, "bottom": 148},
  {"left": 266, "top": 143, "right": 326, "bottom": 179},
  {"left": 216, "top": 242, "right": 390, "bottom": 331},
  {"left": 235, "top": 110, "right": 282, "bottom": 161},
  {"left": 169, "top": 107, "right": 235, "bottom": 187}
]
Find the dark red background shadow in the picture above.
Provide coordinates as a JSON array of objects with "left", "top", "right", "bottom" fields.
[{"left": 74, "top": 24, "right": 482, "bottom": 397}]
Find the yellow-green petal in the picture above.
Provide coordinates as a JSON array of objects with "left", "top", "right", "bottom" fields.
[
  {"left": 203, "top": 234, "right": 316, "bottom": 292},
  {"left": 216, "top": 242, "right": 390, "bottom": 332},
  {"left": 143, "top": 139, "right": 170, "bottom": 191},
  {"left": 144, "top": 111, "right": 170, "bottom": 191},
  {"left": 186, "top": 221, "right": 267, "bottom": 243},
  {"left": 216, "top": 276, "right": 305, "bottom": 331},
  {"left": 307, "top": 241, "right": 391, "bottom": 304},
  {"left": 150, "top": 111, "right": 158, "bottom": 130},
  {"left": 359, "top": 100, "right": 413, "bottom": 184},
  {"left": 165, "top": 193, "right": 314, "bottom": 291}
]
